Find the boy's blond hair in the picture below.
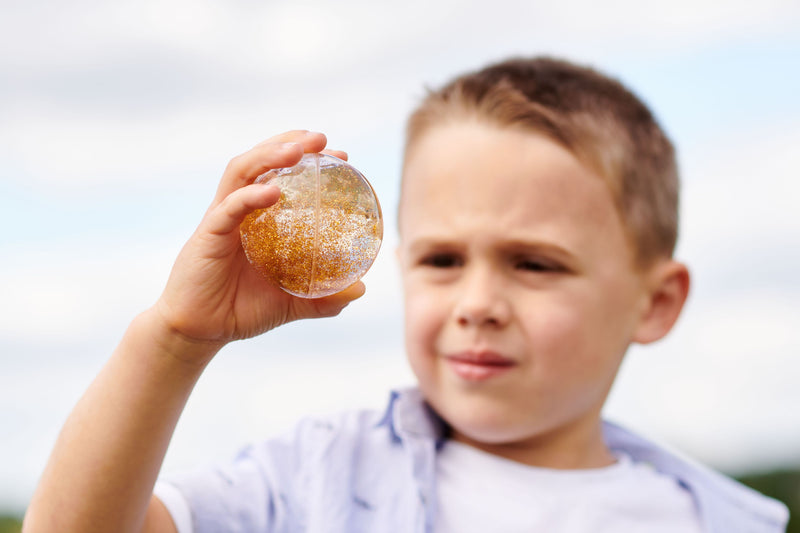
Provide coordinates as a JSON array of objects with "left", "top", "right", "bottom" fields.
[{"left": 403, "top": 56, "right": 679, "bottom": 268}]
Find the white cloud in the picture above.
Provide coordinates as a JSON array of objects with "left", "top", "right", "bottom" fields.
[
  {"left": 677, "top": 122, "right": 800, "bottom": 303},
  {"left": 0, "top": 241, "right": 173, "bottom": 343},
  {"left": 682, "top": 123, "right": 800, "bottom": 247},
  {"left": 2, "top": 0, "right": 798, "bottom": 200}
]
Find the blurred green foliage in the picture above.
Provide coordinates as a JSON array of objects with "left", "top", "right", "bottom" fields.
[
  {"left": 736, "top": 469, "right": 799, "bottom": 532},
  {"left": 0, "top": 515, "right": 21, "bottom": 533}
]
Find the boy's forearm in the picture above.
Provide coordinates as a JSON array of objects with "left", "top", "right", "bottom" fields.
[{"left": 24, "top": 308, "right": 221, "bottom": 533}]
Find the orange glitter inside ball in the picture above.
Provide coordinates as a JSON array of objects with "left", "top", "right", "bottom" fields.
[{"left": 240, "top": 153, "right": 383, "bottom": 298}]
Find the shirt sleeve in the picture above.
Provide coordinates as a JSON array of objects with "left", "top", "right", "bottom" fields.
[
  {"left": 155, "top": 418, "right": 327, "bottom": 533},
  {"left": 153, "top": 412, "right": 376, "bottom": 532},
  {"left": 153, "top": 481, "right": 193, "bottom": 533},
  {"left": 158, "top": 446, "right": 284, "bottom": 533}
]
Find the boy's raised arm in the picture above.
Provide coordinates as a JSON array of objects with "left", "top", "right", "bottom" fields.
[{"left": 22, "top": 131, "right": 365, "bottom": 533}]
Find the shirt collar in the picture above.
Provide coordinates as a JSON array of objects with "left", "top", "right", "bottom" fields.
[
  {"left": 603, "top": 420, "right": 789, "bottom": 531},
  {"left": 378, "top": 387, "right": 448, "bottom": 444}
]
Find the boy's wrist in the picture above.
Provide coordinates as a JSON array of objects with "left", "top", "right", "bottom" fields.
[{"left": 133, "top": 307, "right": 226, "bottom": 371}]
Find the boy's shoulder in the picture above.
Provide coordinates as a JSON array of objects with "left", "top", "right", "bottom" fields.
[{"left": 603, "top": 420, "right": 789, "bottom": 531}]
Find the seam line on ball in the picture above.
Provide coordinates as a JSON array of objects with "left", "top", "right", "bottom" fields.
[{"left": 308, "top": 153, "right": 321, "bottom": 297}]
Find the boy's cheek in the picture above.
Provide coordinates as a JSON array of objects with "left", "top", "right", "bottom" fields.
[
  {"left": 403, "top": 303, "right": 436, "bottom": 343},
  {"left": 534, "top": 306, "right": 630, "bottom": 382},
  {"left": 403, "top": 293, "right": 444, "bottom": 347},
  {"left": 524, "top": 304, "right": 607, "bottom": 364}
]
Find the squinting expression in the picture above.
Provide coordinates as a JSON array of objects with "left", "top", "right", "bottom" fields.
[{"left": 398, "top": 121, "right": 653, "bottom": 467}]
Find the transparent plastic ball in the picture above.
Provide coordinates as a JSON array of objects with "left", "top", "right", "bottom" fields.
[{"left": 240, "top": 153, "right": 383, "bottom": 298}]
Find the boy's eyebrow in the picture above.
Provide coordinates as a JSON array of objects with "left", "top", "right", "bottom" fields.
[
  {"left": 403, "top": 236, "right": 579, "bottom": 263},
  {"left": 403, "top": 238, "right": 463, "bottom": 256}
]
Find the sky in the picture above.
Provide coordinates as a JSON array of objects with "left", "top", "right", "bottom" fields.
[{"left": 1, "top": 0, "right": 800, "bottom": 512}]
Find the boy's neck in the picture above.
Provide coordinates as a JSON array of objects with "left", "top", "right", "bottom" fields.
[{"left": 450, "top": 418, "right": 615, "bottom": 470}]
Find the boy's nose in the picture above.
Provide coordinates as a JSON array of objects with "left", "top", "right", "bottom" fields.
[{"left": 454, "top": 267, "right": 511, "bottom": 328}]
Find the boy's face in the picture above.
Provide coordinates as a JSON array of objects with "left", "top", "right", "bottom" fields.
[{"left": 398, "top": 122, "right": 655, "bottom": 467}]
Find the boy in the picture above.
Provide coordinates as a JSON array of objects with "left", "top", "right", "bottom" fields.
[{"left": 24, "top": 57, "right": 789, "bottom": 532}]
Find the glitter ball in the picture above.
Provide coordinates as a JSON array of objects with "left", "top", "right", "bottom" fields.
[{"left": 240, "top": 153, "right": 383, "bottom": 298}]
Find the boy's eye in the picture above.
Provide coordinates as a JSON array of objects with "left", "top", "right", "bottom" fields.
[
  {"left": 515, "top": 258, "right": 560, "bottom": 272},
  {"left": 421, "top": 253, "right": 462, "bottom": 268}
]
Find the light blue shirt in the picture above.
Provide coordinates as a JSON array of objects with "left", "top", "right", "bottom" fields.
[{"left": 160, "top": 388, "right": 788, "bottom": 532}]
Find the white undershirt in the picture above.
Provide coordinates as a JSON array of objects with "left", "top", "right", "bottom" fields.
[
  {"left": 434, "top": 440, "right": 704, "bottom": 533},
  {"left": 154, "top": 481, "right": 193, "bottom": 533}
]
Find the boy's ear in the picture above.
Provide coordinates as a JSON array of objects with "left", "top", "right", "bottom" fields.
[{"left": 632, "top": 260, "right": 690, "bottom": 345}]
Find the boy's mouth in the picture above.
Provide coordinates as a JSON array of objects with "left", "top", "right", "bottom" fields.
[{"left": 444, "top": 351, "right": 516, "bottom": 381}]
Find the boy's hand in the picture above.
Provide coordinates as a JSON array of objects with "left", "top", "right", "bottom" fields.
[{"left": 153, "top": 130, "right": 366, "bottom": 354}]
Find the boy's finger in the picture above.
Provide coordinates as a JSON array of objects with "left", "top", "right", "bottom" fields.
[
  {"left": 203, "top": 183, "right": 282, "bottom": 237},
  {"left": 321, "top": 149, "right": 348, "bottom": 161},
  {"left": 213, "top": 131, "right": 328, "bottom": 206},
  {"left": 305, "top": 281, "right": 367, "bottom": 318},
  {"left": 251, "top": 130, "right": 324, "bottom": 150}
]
